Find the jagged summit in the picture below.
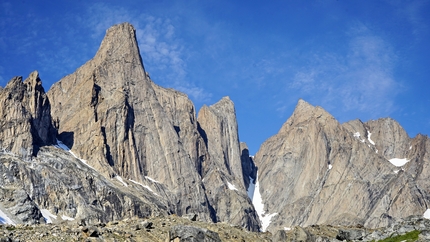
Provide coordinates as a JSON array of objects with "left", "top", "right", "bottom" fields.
[
  {"left": 93, "top": 23, "right": 145, "bottom": 72},
  {"left": 0, "top": 71, "right": 56, "bottom": 158},
  {"left": 280, "top": 98, "right": 337, "bottom": 133},
  {"left": 255, "top": 96, "right": 430, "bottom": 232}
]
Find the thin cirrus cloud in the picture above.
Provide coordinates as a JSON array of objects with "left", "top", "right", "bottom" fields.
[
  {"left": 82, "top": 3, "right": 211, "bottom": 102},
  {"left": 287, "top": 24, "right": 399, "bottom": 121}
]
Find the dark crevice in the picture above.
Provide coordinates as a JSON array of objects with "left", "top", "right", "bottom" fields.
[
  {"left": 90, "top": 83, "right": 101, "bottom": 122},
  {"left": 197, "top": 122, "right": 208, "bottom": 147},
  {"left": 101, "top": 127, "right": 114, "bottom": 166},
  {"left": 174, "top": 125, "right": 181, "bottom": 137}
]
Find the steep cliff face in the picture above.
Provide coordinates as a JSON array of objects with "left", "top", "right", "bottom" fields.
[
  {"left": 197, "top": 97, "right": 260, "bottom": 231},
  {"left": 45, "top": 23, "right": 261, "bottom": 229},
  {"left": 47, "top": 23, "right": 212, "bottom": 221},
  {"left": 0, "top": 71, "right": 56, "bottom": 159},
  {"left": 151, "top": 83, "right": 209, "bottom": 175},
  {"left": 254, "top": 99, "right": 430, "bottom": 232}
]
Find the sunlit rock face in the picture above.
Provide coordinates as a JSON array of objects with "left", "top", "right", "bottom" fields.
[
  {"left": 46, "top": 22, "right": 260, "bottom": 230},
  {"left": 255, "top": 99, "right": 430, "bottom": 232},
  {"left": 1, "top": 22, "right": 429, "bottom": 233}
]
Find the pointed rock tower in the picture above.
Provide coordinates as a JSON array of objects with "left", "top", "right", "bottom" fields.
[
  {"left": 48, "top": 23, "right": 212, "bottom": 221},
  {"left": 197, "top": 97, "right": 260, "bottom": 231},
  {"left": 0, "top": 71, "right": 56, "bottom": 159}
]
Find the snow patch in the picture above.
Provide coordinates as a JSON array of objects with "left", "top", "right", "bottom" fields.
[
  {"left": 284, "top": 227, "right": 291, "bottom": 231},
  {"left": 367, "top": 131, "right": 375, "bottom": 145},
  {"left": 61, "top": 215, "right": 75, "bottom": 221},
  {"left": 252, "top": 174, "right": 277, "bottom": 232},
  {"left": 40, "top": 209, "right": 57, "bottom": 224},
  {"left": 227, "top": 181, "right": 238, "bottom": 191},
  {"left": 145, "top": 176, "right": 160, "bottom": 183},
  {"left": 0, "top": 208, "right": 15, "bottom": 225},
  {"left": 115, "top": 176, "right": 128, "bottom": 187},
  {"left": 424, "top": 209, "right": 430, "bottom": 219},
  {"left": 389, "top": 158, "right": 410, "bottom": 167},
  {"left": 129, "top": 179, "right": 160, "bottom": 196},
  {"left": 410, "top": 146, "right": 412, "bottom": 150},
  {"left": 328, "top": 164, "right": 333, "bottom": 170},
  {"left": 353, "top": 132, "right": 365, "bottom": 143}
]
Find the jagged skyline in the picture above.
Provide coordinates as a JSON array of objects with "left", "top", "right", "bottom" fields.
[{"left": 0, "top": 1, "right": 429, "bottom": 153}]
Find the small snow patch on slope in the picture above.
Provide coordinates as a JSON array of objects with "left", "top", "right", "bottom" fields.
[
  {"left": 40, "top": 209, "right": 57, "bottom": 224},
  {"left": 115, "top": 176, "right": 128, "bottom": 187},
  {"left": 253, "top": 174, "right": 277, "bottom": 232},
  {"left": 367, "top": 131, "right": 375, "bottom": 145},
  {"left": 0, "top": 208, "right": 15, "bottom": 225},
  {"left": 227, "top": 181, "right": 238, "bottom": 191},
  {"left": 424, "top": 209, "right": 430, "bottom": 219},
  {"left": 353, "top": 132, "right": 365, "bottom": 143},
  {"left": 145, "top": 176, "right": 160, "bottom": 183},
  {"left": 389, "top": 158, "right": 410, "bottom": 167},
  {"left": 61, "top": 215, "right": 75, "bottom": 221},
  {"left": 129, "top": 179, "right": 160, "bottom": 197}
]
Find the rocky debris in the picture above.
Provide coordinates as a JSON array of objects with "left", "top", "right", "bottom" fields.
[
  {"left": 0, "top": 215, "right": 272, "bottom": 241},
  {"left": 0, "top": 71, "right": 56, "bottom": 159},
  {"left": 1, "top": 214, "right": 430, "bottom": 241},
  {"left": 271, "top": 215, "right": 430, "bottom": 241},
  {"left": 254, "top": 99, "right": 430, "bottom": 232},
  {"left": 197, "top": 97, "right": 260, "bottom": 231},
  {"left": 168, "top": 225, "right": 221, "bottom": 242}
]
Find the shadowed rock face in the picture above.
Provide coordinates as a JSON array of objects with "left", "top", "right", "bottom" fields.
[
  {"left": 254, "top": 99, "right": 430, "bottom": 232},
  {"left": 0, "top": 71, "right": 56, "bottom": 159}
]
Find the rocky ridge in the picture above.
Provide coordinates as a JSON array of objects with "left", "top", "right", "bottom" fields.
[{"left": 255, "top": 99, "right": 430, "bottom": 232}]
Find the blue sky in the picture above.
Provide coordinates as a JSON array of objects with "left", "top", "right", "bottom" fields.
[{"left": 1, "top": 0, "right": 429, "bottom": 154}]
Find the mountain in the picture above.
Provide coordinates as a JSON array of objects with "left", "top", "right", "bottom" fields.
[
  {"left": 254, "top": 99, "right": 430, "bottom": 232},
  {"left": 0, "top": 22, "right": 429, "bottom": 237},
  {"left": 0, "top": 22, "right": 259, "bottom": 230}
]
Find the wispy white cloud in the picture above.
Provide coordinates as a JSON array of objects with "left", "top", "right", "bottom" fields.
[
  {"left": 287, "top": 23, "right": 400, "bottom": 119},
  {"left": 390, "top": 0, "right": 429, "bottom": 42}
]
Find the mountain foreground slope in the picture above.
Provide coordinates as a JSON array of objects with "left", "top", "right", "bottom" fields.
[{"left": 0, "top": 22, "right": 430, "bottom": 240}]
